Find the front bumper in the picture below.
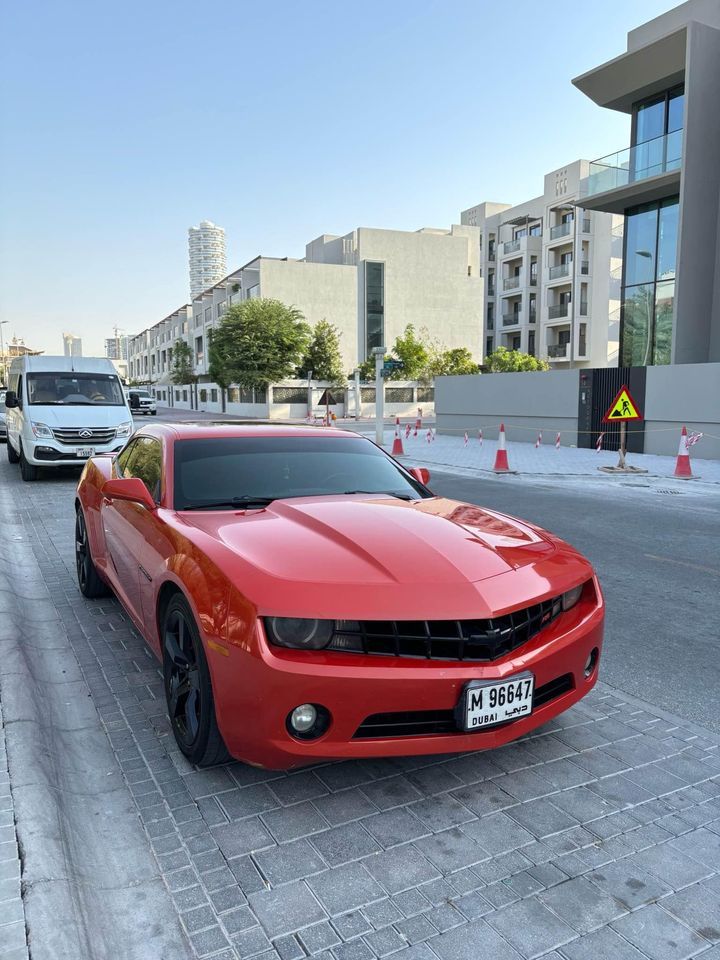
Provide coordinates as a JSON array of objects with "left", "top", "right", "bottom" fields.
[
  {"left": 26, "top": 439, "right": 126, "bottom": 465},
  {"left": 211, "top": 590, "right": 604, "bottom": 769}
]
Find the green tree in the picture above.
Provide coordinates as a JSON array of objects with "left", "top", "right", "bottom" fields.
[
  {"left": 297, "top": 320, "right": 345, "bottom": 384},
  {"left": 170, "top": 339, "right": 196, "bottom": 385},
  {"left": 427, "top": 347, "right": 480, "bottom": 378},
  {"left": 389, "top": 324, "right": 429, "bottom": 380},
  {"left": 485, "top": 346, "right": 549, "bottom": 372},
  {"left": 209, "top": 299, "right": 311, "bottom": 388}
]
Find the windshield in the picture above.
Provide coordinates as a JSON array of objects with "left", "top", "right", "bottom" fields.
[
  {"left": 129, "top": 390, "right": 151, "bottom": 398},
  {"left": 173, "top": 436, "right": 431, "bottom": 510},
  {"left": 28, "top": 372, "right": 126, "bottom": 406}
]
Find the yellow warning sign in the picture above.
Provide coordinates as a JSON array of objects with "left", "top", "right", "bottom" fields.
[{"left": 602, "top": 385, "right": 643, "bottom": 423}]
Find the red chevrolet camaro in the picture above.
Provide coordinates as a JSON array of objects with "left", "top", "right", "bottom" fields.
[{"left": 75, "top": 424, "right": 604, "bottom": 769}]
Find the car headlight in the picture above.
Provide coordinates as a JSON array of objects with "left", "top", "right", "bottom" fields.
[
  {"left": 562, "top": 584, "right": 584, "bottom": 611},
  {"left": 265, "top": 618, "right": 334, "bottom": 650},
  {"left": 116, "top": 421, "right": 133, "bottom": 438},
  {"left": 30, "top": 421, "right": 53, "bottom": 439}
]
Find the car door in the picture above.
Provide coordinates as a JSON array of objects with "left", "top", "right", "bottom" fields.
[{"left": 101, "top": 437, "right": 162, "bottom": 628}]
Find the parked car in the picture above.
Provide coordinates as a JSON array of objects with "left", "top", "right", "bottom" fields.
[
  {"left": 75, "top": 424, "right": 604, "bottom": 769},
  {"left": 5, "top": 356, "right": 133, "bottom": 481},
  {"left": 126, "top": 388, "right": 157, "bottom": 416},
  {"left": 0, "top": 391, "right": 6, "bottom": 442}
]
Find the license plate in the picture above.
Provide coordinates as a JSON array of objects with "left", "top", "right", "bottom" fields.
[
  {"left": 76, "top": 447, "right": 95, "bottom": 458},
  {"left": 460, "top": 672, "right": 534, "bottom": 731}
]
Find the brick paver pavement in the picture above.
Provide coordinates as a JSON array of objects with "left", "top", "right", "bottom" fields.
[{"left": 2, "top": 465, "right": 720, "bottom": 960}]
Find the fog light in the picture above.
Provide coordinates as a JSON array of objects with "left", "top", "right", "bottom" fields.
[
  {"left": 290, "top": 704, "right": 317, "bottom": 733},
  {"left": 584, "top": 647, "right": 599, "bottom": 678}
]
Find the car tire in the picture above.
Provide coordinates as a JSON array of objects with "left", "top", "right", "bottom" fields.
[
  {"left": 19, "top": 444, "right": 39, "bottom": 481},
  {"left": 151, "top": 411, "right": 157, "bottom": 416},
  {"left": 162, "top": 594, "right": 230, "bottom": 767},
  {"left": 7, "top": 439, "right": 19, "bottom": 463},
  {"left": 75, "top": 507, "right": 111, "bottom": 598}
]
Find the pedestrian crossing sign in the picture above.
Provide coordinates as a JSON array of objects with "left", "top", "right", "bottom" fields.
[{"left": 602, "top": 385, "right": 643, "bottom": 423}]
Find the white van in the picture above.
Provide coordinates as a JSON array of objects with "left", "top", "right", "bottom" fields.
[{"left": 4, "top": 356, "right": 134, "bottom": 481}]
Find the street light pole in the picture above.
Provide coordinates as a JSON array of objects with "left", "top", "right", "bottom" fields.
[
  {"left": 0, "top": 321, "right": 8, "bottom": 386},
  {"left": 373, "top": 346, "right": 385, "bottom": 446}
]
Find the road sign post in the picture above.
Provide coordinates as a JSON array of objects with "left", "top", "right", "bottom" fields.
[
  {"left": 373, "top": 347, "right": 385, "bottom": 445},
  {"left": 601, "top": 384, "right": 644, "bottom": 472}
]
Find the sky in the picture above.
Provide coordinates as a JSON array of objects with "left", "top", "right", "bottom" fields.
[{"left": 1, "top": 0, "right": 676, "bottom": 357}]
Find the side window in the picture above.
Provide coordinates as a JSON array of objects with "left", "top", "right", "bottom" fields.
[
  {"left": 125, "top": 437, "right": 162, "bottom": 502},
  {"left": 17, "top": 375, "right": 23, "bottom": 408},
  {"left": 115, "top": 440, "right": 137, "bottom": 478}
]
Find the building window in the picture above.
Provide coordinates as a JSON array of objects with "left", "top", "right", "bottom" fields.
[
  {"left": 621, "top": 196, "right": 678, "bottom": 366},
  {"left": 182, "top": 389, "right": 188, "bottom": 402},
  {"left": 512, "top": 336, "right": 521, "bottom": 350},
  {"left": 175, "top": 390, "right": 180, "bottom": 401},
  {"left": 199, "top": 388, "right": 207, "bottom": 402},
  {"left": 529, "top": 222, "right": 542, "bottom": 237},
  {"left": 631, "top": 85, "right": 684, "bottom": 180},
  {"left": 204, "top": 307, "right": 211, "bottom": 323},
  {"left": 365, "top": 261, "right": 385, "bottom": 356},
  {"left": 528, "top": 331, "right": 535, "bottom": 356},
  {"left": 210, "top": 388, "right": 218, "bottom": 402},
  {"left": 485, "top": 337, "right": 494, "bottom": 356}
]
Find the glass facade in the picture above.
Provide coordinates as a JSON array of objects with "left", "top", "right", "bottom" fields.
[
  {"left": 620, "top": 197, "right": 678, "bottom": 366},
  {"left": 365, "top": 262, "right": 385, "bottom": 356}
]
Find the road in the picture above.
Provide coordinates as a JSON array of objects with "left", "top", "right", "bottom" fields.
[{"left": 428, "top": 469, "right": 720, "bottom": 733}]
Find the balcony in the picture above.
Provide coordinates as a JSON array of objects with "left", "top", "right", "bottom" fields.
[
  {"left": 581, "top": 130, "right": 682, "bottom": 213},
  {"left": 548, "top": 304, "right": 569, "bottom": 320},
  {"left": 550, "top": 222, "right": 572, "bottom": 241},
  {"left": 503, "top": 276, "right": 521, "bottom": 291},
  {"left": 548, "top": 263, "right": 571, "bottom": 281},
  {"left": 503, "top": 239, "right": 521, "bottom": 255},
  {"left": 502, "top": 314, "right": 521, "bottom": 326},
  {"left": 547, "top": 343, "right": 569, "bottom": 359}
]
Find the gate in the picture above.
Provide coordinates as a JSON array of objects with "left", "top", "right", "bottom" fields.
[{"left": 577, "top": 367, "right": 646, "bottom": 452}]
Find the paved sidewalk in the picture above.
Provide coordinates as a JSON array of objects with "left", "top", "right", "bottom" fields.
[
  {"left": 348, "top": 425, "right": 720, "bottom": 486},
  {"left": 2, "top": 463, "right": 719, "bottom": 960},
  {"left": 0, "top": 697, "right": 28, "bottom": 960}
]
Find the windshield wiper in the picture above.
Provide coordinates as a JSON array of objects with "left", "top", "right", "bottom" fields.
[
  {"left": 181, "top": 496, "right": 276, "bottom": 511},
  {"left": 343, "top": 490, "right": 415, "bottom": 501}
]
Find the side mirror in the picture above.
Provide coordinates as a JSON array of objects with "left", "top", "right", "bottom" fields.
[
  {"left": 4, "top": 391, "right": 18, "bottom": 408},
  {"left": 408, "top": 467, "right": 431, "bottom": 486},
  {"left": 102, "top": 477, "right": 156, "bottom": 511}
]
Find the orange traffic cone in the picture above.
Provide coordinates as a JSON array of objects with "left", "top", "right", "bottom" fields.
[
  {"left": 391, "top": 422, "right": 405, "bottom": 456},
  {"left": 674, "top": 425, "right": 692, "bottom": 478},
  {"left": 493, "top": 423, "right": 512, "bottom": 473}
]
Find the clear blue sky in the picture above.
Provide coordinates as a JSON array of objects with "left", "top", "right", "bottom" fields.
[{"left": 1, "top": 0, "right": 674, "bottom": 356}]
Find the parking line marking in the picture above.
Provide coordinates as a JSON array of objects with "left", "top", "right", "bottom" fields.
[{"left": 644, "top": 553, "right": 720, "bottom": 576}]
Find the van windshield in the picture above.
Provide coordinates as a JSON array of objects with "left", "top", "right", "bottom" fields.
[{"left": 27, "top": 372, "right": 126, "bottom": 405}]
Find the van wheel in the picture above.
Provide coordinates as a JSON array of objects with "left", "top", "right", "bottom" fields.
[
  {"left": 7, "top": 439, "right": 19, "bottom": 464},
  {"left": 19, "top": 444, "right": 39, "bottom": 481}
]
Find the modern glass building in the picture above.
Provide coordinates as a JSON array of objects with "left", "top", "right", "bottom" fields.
[{"left": 573, "top": 0, "right": 720, "bottom": 366}]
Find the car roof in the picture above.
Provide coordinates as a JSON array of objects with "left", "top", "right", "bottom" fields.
[{"left": 134, "top": 422, "right": 368, "bottom": 442}]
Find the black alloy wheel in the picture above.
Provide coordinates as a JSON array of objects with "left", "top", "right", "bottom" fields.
[
  {"left": 75, "top": 508, "right": 110, "bottom": 598},
  {"left": 162, "top": 595, "right": 229, "bottom": 766}
]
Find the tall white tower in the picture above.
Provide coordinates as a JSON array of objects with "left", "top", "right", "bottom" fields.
[{"left": 188, "top": 220, "right": 227, "bottom": 297}]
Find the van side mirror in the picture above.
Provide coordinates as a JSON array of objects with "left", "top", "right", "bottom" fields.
[
  {"left": 408, "top": 467, "right": 431, "bottom": 486},
  {"left": 4, "top": 391, "right": 17, "bottom": 409},
  {"left": 102, "top": 477, "right": 156, "bottom": 511}
]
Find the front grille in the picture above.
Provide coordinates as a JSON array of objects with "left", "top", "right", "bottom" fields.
[
  {"left": 331, "top": 596, "right": 563, "bottom": 662},
  {"left": 353, "top": 674, "right": 575, "bottom": 739},
  {"left": 52, "top": 427, "right": 117, "bottom": 445}
]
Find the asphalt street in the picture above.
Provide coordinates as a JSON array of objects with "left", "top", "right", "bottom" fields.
[{"left": 428, "top": 469, "right": 720, "bottom": 734}]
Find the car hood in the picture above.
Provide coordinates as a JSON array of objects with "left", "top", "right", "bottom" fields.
[
  {"left": 24, "top": 405, "right": 131, "bottom": 427},
  {"left": 181, "top": 495, "right": 559, "bottom": 588}
]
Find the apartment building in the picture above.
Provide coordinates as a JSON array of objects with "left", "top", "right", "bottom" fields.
[
  {"left": 188, "top": 220, "right": 227, "bottom": 298},
  {"left": 62, "top": 333, "right": 82, "bottom": 357},
  {"left": 461, "top": 161, "right": 623, "bottom": 368},
  {"left": 129, "top": 223, "right": 482, "bottom": 388},
  {"left": 573, "top": 0, "right": 720, "bottom": 366}
]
